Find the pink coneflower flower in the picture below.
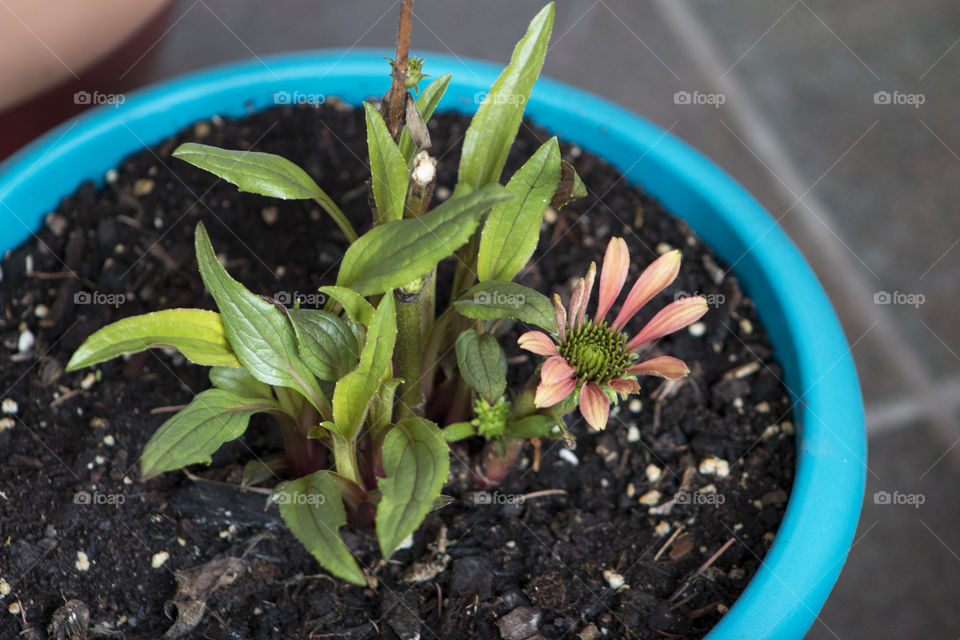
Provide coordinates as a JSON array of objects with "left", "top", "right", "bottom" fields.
[{"left": 518, "top": 237, "right": 708, "bottom": 431}]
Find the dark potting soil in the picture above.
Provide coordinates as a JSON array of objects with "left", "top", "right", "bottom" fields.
[{"left": 0, "top": 99, "right": 796, "bottom": 640}]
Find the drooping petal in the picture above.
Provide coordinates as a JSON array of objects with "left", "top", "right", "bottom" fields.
[
  {"left": 607, "top": 378, "right": 640, "bottom": 395},
  {"left": 579, "top": 382, "right": 610, "bottom": 430},
  {"left": 554, "top": 293, "right": 567, "bottom": 342},
  {"left": 626, "top": 297, "right": 708, "bottom": 352},
  {"left": 611, "top": 249, "right": 682, "bottom": 331},
  {"left": 626, "top": 355, "right": 690, "bottom": 380},
  {"left": 596, "top": 237, "right": 630, "bottom": 324},
  {"left": 568, "top": 277, "right": 586, "bottom": 331},
  {"left": 577, "top": 261, "right": 597, "bottom": 327},
  {"left": 534, "top": 356, "right": 578, "bottom": 408},
  {"left": 518, "top": 331, "right": 560, "bottom": 357}
]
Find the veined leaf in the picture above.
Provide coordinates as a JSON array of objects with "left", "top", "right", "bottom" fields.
[
  {"left": 458, "top": 3, "right": 555, "bottom": 187},
  {"left": 66, "top": 308, "right": 239, "bottom": 371},
  {"left": 241, "top": 456, "right": 286, "bottom": 487},
  {"left": 141, "top": 389, "right": 275, "bottom": 478},
  {"left": 399, "top": 73, "right": 452, "bottom": 162},
  {"left": 174, "top": 142, "right": 330, "bottom": 201},
  {"left": 455, "top": 329, "right": 507, "bottom": 405},
  {"left": 287, "top": 308, "right": 361, "bottom": 381},
  {"left": 173, "top": 143, "right": 356, "bottom": 242},
  {"left": 209, "top": 366, "right": 273, "bottom": 399},
  {"left": 194, "top": 223, "right": 326, "bottom": 413},
  {"left": 454, "top": 281, "right": 557, "bottom": 333},
  {"left": 369, "top": 378, "right": 404, "bottom": 435},
  {"left": 364, "top": 103, "right": 409, "bottom": 223},
  {"left": 477, "top": 137, "right": 562, "bottom": 282},
  {"left": 376, "top": 418, "right": 450, "bottom": 558},
  {"left": 505, "top": 414, "right": 557, "bottom": 439},
  {"left": 317, "top": 286, "right": 375, "bottom": 326},
  {"left": 336, "top": 185, "right": 513, "bottom": 296},
  {"left": 273, "top": 470, "right": 365, "bottom": 585},
  {"left": 332, "top": 294, "right": 397, "bottom": 439}
]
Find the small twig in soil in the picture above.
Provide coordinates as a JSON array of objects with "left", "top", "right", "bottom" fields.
[
  {"left": 181, "top": 468, "right": 273, "bottom": 495},
  {"left": 25, "top": 270, "right": 80, "bottom": 280},
  {"left": 532, "top": 437, "right": 541, "bottom": 472},
  {"left": 521, "top": 488, "right": 567, "bottom": 501},
  {"left": 653, "top": 524, "right": 685, "bottom": 562},
  {"left": 50, "top": 388, "right": 82, "bottom": 407},
  {"left": 686, "top": 600, "right": 726, "bottom": 619},
  {"left": 150, "top": 403, "right": 188, "bottom": 414},
  {"left": 668, "top": 537, "right": 735, "bottom": 602},
  {"left": 436, "top": 582, "right": 443, "bottom": 618}
]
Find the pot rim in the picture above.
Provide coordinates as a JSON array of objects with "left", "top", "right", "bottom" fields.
[{"left": 0, "top": 49, "right": 865, "bottom": 639}]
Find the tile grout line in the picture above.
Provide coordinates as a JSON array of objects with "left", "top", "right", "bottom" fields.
[{"left": 650, "top": 0, "right": 957, "bottom": 446}]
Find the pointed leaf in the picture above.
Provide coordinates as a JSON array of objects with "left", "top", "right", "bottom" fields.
[
  {"left": 241, "top": 456, "right": 286, "bottom": 487},
  {"left": 317, "top": 286, "right": 376, "bottom": 326},
  {"left": 364, "top": 103, "right": 409, "bottom": 223},
  {"left": 550, "top": 160, "right": 587, "bottom": 208},
  {"left": 458, "top": 3, "right": 555, "bottom": 187},
  {"left": 336, "top": 184, "right": 513, "bottom": 296},
  {"left": 141, "top": 389, "right": 276, "bottom": 478},
  {"left": 376, "top": 418, "right": 450, "bottom": 557},
  {"left": 174, "top": 142, "right": 331, "bottom": 201},
  {"left": 455, "top": 329, "right": 507, "bottom": 405},
  {"left": 477, "top": 137, "right": 562, "bottom": 282},
  {"left": 273, "top": 470, "right": 365, "bottom": 585},
  {"left": 66, "top": 309, "right": 239, "bottom": 371},
  {"left": 194, "top": 223, "right": 326, "bottom": 412},
  {"left": 442, "top": 421, "right": 477, "bottom": 442},
  {"left": 454, "top": 281, "right": 557, "bottom": 333},
  {"left": 399, "top": 73, "right": 452, "bottom": 162},
  {"left": 332, "top": 294, "right": 397, "bottom": 439},
  {"left": 287, "top": 308, "right": 361, "bottom": 381}
]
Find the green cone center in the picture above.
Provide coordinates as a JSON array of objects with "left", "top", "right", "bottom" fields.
[{"left": 559, "top": 321, "right": 631, "bottom": 383}]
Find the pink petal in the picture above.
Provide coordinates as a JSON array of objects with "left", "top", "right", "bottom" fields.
[
  {"left": 578, "top": 261, "right": 597, "bottom": 327},
  {"left": 611, "top": 249, "right": 682, "bottom": 331},
  {"left": 596, "top": 237, "right": 630, "bottom": 324},
  {"left": 626, "top": 297, "right": 708, "bottom": 352},
  {"left": 554, "top": 294, "right": 567, "bottom": 342},
  {"left": 518, "top": 331, "right": 560, "bottom": 357},
  {"left": 626, "top": 355, "right": 690, "bottom": 380},
  {"left": 579, "top": 382, "right": 610, "bottom": 430},
  {"left": 607, "top": 378, "right": 640, "bottom": 395},
  {"left": 535, "top": 356, "right": 578, "bottom": 408},
  {"left": 568, "top": 261, "right": 596, "bottom": 330}
]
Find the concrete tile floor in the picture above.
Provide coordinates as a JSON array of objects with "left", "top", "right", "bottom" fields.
[{"left": 8, "top": 0, "right": 958, "bottom": 637}]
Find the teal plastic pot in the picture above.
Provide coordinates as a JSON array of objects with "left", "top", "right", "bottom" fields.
[{"left": 0, "top": 51, "right": 865, "bottom": 639}]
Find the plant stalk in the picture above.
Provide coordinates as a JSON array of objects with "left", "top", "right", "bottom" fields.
[
  {"left": 387, "top": 0, "right": 414, "bottom": 140},
  {"left": 395, "top": 290, "right": 423, "bottom": 420}
]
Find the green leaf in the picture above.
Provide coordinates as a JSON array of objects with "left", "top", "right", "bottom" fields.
[
  {"left": 287, "top": 308, "right": 361, "bottom": 381},
  {"left": 273, "top": 470, "right": 365, "bottom": 585},
  {"left": 551, "top": 160, "right": 587, "bottom": 209},
  {"left": 369, "top": 378, "right": 404, "bottom": 435},
  {"left": 66, "top": 309, "right": 240, "bottom": 371},
  {"left": 454, "top": 329, "right": 507, "bottom": 405},
  {"left": 173, "top": 143, "right": 356, "bottom": 242},
  {"left": 317, "top": 286, "right": 375, "bottom": 326},
  {"left": 458, "top": 3, "right": 555, "bottom": 187},
  {"left": 454, "top": 281, "right": 558, "bottom": 333},
  {"left": 505, "top": 414, "right": 557, "bottom": 439},
  {"left": 442, "top": 421, "right": 477, "bottom": 442},
  {"left": 364, "top": 103, "right": 409, "bottom": 223},
  {"left": 141, "top": 389, "right": 275, "bottom": 478},
  {"left": 174, "top": 142, "right": 330, "bottom": 201},
  {"left": 399, "top": 73, "right": 452, "bottom": 162},
  {"left": 241, "top": 456, "right": 286, "bottom": 487},
  {"left": 194, "top": 223, "right": 326, "bottom": 412},
  {"left": 376, "top": 418, "right": 450, "bottom": 558},
  {"left": 336, "top": 185, "right": 513, "bottom": 296},
  {"left": 332, "top": 294, "right": 397, "bottom": 439},
  {"left": 477, "top": 137, "right": 562, "bottom": 282},
  {"left": 209, "top": 366, "right": 273, "bottom": 399}
]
